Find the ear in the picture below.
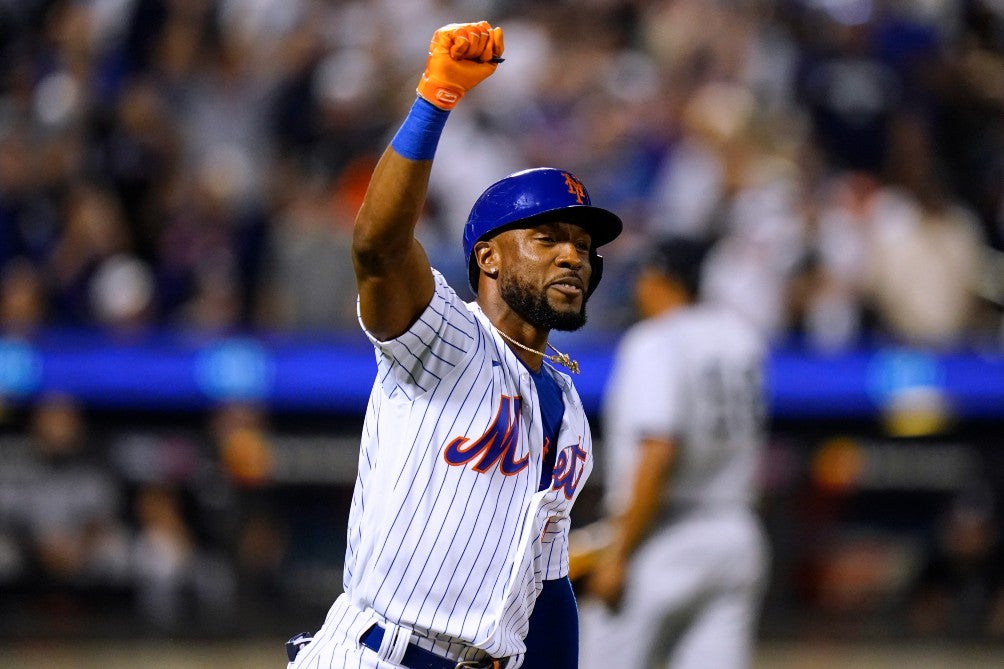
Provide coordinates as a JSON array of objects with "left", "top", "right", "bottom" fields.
[{"left": 474, "top": 240, "right": 499, "bottom": 278}]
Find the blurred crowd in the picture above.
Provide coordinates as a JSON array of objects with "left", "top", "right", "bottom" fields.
[
  {"left": 0, "top": 0, "right": 1002, "bottom": 350},
  {"left": 3, "top": 394, "right": 1004, "bottom": 641},
  {"left": 0, "top": 393, "right": 306, "bottom": 635}
]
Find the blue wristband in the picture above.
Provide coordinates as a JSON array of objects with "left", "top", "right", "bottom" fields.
[{"left": 390, "top": 97, "right": 450, "bottom": 161}]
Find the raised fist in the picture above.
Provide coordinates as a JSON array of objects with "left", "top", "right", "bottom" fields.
[{"left": 417, "top": 21, "right": 504, "bottom": 110}]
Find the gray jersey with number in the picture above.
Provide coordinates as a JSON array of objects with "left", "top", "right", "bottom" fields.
[{"left": 601, "top": 304, "right": 765, "bottom": 516}]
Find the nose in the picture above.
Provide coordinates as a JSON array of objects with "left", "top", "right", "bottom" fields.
[{"left": 555, "top": 241, "right": 586, "bottom": 269}]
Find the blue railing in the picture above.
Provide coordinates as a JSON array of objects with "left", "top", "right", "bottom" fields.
[{"left": 2, "top": 331, "right": 1003, "bottom": 419}]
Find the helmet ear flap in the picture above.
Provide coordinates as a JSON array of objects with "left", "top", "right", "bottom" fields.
[
  {"left": 587, "top": 251, "right": 604, "bottom": 297},
  {"left": 468, "top": 260, "right": 480, "bottom": 295}
]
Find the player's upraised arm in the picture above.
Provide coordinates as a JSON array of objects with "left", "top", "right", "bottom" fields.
[{"left": 352, "top": 21, "right": 504, "bottom": 341}]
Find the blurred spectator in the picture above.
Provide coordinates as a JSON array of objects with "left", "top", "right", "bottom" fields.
[
  {"left": 791, "top": 170, "right": 883, "bottom": 350},
  {"left": 0, "top": 394, "right": 130, "bottom": 588},
  {"left": 154, "top": 149, "right": 269, "bottom": 330},
  {"left": 204, "top": 400, "right": 283, "bottom": 615},
  {"left": 106, "top": 403, "right": 243, "bottom": 632},
  {"left": 89, "top": 253, "right": 157, "bottom": 335},
  {"left": 644, "top": 83, "right": 736, "bottom": 242},
  {"left": 47, "top": 183, "right": 143, "bottom": 327},
  {"left": 258, "top": 171, "right": 358, "bottom": 331},
  {"left": 681, "top": 85, "right": 811, "bottom": 342},
  {"left": 235, "top": 507, "right": 289, "bottom": 606},
  {"left": 131, "top": 483, "right": 196, "bottom": 629},
  {"left": 175, "top": 22, "right": 273, "bottom": 203},
  {"left": 933, "top": 0, "right": 1004, "bottom": 250},
  {"left": 796, "top": 7, "right": 903, "bottom": 174},
  {"left": 0, "top": 130, "right": 58, "bottom": 269},
  {"left": 864, "top": 115, "right": 991, "bottom": 349},
  {"left": 174, "top": 260, "right": 244, "bottom": 333},
  {"left": 97, "top": 78, "right": 182, "bottom": 262},
  {"left": 908, "top": 484, "right": 1004, "bottom": 640},
  {"left": 131, "top": 482, "right": 236, "bottom": 632},
  {"left": 0, "top": 258, "right": 47, "bottom": 338},
  {"left": 210, "top": 401, "right": 274, "bottom": 488}
]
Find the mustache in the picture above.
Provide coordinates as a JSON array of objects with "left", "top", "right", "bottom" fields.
[{"left": 548, "top": 273, "right": 584, "bottom": 289}]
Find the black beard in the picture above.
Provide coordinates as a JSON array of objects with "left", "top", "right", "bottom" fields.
[{"left": 499, "top": 273, "right": 587, "bottom": 331}]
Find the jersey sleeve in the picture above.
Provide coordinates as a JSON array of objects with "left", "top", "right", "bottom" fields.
[{"left": 358, "top": 269, "right": 479, "bottom": 399}]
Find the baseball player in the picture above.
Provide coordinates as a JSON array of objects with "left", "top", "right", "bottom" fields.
[
  {"left": 577, "top": 238, "right": 769, "bottom": 669},
  {"left": 285, "top": 21, "right": 622, "bottom": 669}
]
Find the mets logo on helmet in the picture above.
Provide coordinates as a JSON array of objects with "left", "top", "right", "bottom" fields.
[
  {"left": 562, "top": 172, "right": 586, "bottom": 204},
  {"left": 443, "top": 395, "right": 529, "bottom": 475}
]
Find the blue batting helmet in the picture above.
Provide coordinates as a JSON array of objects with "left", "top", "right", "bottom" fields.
[{"left": 462, "top": 167, "right": 622, "bottom": 295}]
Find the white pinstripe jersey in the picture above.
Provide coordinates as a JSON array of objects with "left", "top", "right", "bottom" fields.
[{"left": 345, "top": 269, "right": 593, "bottom": 658}]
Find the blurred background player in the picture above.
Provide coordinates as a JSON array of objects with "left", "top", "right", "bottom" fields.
[{"left": 578, "top": 237, "right": 770, "bottom": 669}]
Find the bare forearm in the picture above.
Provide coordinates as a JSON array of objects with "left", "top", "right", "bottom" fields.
[{"left": 611, "top": 437, "right": 675, "bottom": 561}]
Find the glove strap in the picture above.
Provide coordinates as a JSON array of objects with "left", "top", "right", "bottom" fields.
[
  {"left": 391, "top": 97, "right": 450, "bottom": 161},
  {"left": 417, "top": 73, "right": 465, "bottom": 110}
]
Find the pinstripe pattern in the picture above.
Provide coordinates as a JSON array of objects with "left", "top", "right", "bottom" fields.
[
  {"left": 289, "top": 594, "right": 400, "bottom": 668},
  {"left": 324, "top": 270, "right": 592, "bottom": 664}
]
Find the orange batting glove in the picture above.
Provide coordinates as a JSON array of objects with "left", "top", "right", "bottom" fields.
[{"left": 417, "top": 21, "right": 504, "bottom": 111}]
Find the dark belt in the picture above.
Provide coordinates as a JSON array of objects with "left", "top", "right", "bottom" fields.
[{"left": 360, "top": 623, "right": 506, "bottom": 669}]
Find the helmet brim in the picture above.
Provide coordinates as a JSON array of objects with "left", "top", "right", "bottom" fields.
[{"left": 478, "top": 204, "right": 623, "bottom": 249}]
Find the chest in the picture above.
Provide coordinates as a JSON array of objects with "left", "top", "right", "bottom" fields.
[{"left": 435, "top": 358, "right": 590, "bottom": 499}]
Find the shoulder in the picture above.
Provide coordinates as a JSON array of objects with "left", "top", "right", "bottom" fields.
[
  {"left": 610, "top": 316, "right": 683, "bottom": 377},
  {"left": 700, "top": 305, "right": 766, "bottom": 356},
  {"left": 431, "top": 268, "right": 483, "bottom": 323},
  {"left": 620, "top": 313, "right": 680, "bottom": 350},
  {"left": 431, "top": 267, "right": 459, "bottom": 301}
]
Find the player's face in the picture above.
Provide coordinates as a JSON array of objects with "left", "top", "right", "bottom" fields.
[{"left": 495, "top": 222, "right": 592, "bottom": 331}]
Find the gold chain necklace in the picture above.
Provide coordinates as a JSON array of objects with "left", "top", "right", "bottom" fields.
[{"left": 494, "top": 327, "right": 580, "bottom": 374}]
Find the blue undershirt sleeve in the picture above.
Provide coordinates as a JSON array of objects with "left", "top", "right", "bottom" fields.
[{"left": 522, "top": 576, "right": 578, "bottom": 668}]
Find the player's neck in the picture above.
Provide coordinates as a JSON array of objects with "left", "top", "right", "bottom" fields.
[
  {"left": 490, "top": 319, "right": 548, "bottom": 372},
  {"left": 642, "top": 284, "right": 692, "bottom": 319},
  {"left": 479, "top": 296, "right": 545, "bottom": 345},
  {"left": 489, "top": 317, "right": 582, "bottom": 374},
  {"left": 479, "top": 292, "right": 582, "bottom": 374}
]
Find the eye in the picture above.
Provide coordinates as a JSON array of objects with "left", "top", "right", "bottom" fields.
[{"left": 575, "top": 240, "right": 591, "bottom": 253}]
